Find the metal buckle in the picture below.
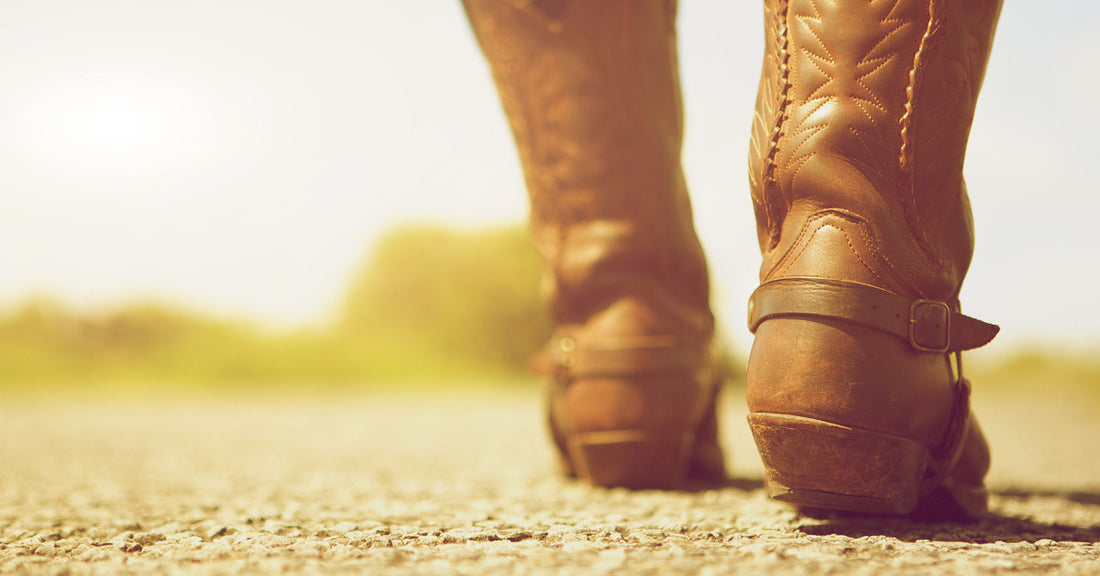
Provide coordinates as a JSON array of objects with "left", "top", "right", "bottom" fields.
[
  {"left": 551, "top": 337, "right": 576, "bottom": 386},
  {"left": 908, "top": 299, "right": 951, "bottom": 353},
  {"left": 559, "top": 337, "right": 576, "bottom": 368}
]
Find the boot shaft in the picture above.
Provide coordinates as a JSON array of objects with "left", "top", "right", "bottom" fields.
[
  {"left": 465, "top": 0, "right": 712, "bottom": 339},
  {"left": 749, "top": 0, "right": 1003, "bottom": 298},
  {"left": 465, "top": 2, "right": 725, "bottom": 490},
  {"left": 463, "top": 0, "right": 685, "bottom": 209}
]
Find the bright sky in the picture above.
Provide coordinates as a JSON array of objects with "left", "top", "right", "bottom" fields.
[{"left": 1, "top": 1, "right": 1097, "bottom": 356}]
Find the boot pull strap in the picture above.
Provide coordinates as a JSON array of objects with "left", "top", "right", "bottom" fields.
[{"left": 748, "top": 277, "right": 999, "bottom": 353}]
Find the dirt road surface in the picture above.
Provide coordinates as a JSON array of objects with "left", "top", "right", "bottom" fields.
[{"left": 1, "top": 383, "right": 1098, "bottom": 574}]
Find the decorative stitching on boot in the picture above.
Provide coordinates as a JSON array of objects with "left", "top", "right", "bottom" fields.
[
  {"left": 765, "top": 210, "right": 820, "bottom": 280},
  {"left": 768, "top": 211, "right": 892, "bottom": 290},
  {"left": 762, "top": 0, "right": 792, "bottom": 250},
  {"left": 898, "top": 0, "right": 941, "bottom": 260}
]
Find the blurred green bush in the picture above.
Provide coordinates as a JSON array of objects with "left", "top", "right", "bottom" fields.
[
  {"left": 0, "top": 224, "right": 550, "bottom": 390},
  {"left": 340, "top": 225, "right": 550, "bottom": 373}
]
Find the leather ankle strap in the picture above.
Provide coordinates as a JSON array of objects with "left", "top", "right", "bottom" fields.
[
  {"left": 748, "top": 277, "right": 999, "bottom": 353},
  {"left": 532, "top": 335, "right": 709, "bottom": 382}
]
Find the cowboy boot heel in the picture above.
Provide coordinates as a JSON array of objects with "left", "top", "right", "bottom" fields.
[
  {"left": 547, "top": 361, "right": 715, "bottom": 489},
  {"left": 566, "top": 425, "right": 695, "bottom": 490},
  {"left": 748, "top": 412, "right": 928, "bottom": 514}
]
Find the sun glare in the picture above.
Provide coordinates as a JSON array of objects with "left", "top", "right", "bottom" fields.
[
  {"left": 68, "top": 90, "right": 169, "bottom": 158},
  {"left": 70, "top": 88, "right": 190, "bottom": 167},
  {"left": 21, "top": 76, "right": 205, "bottom": 187}
]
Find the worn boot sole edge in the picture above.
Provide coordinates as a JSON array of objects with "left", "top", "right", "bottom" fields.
[{"left": 748, "top": 412, "right": 988, "bottom": 518}]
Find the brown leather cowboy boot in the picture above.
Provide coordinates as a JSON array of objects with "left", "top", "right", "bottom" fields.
[
  {"left": 463, "top": 0, "right": 725, "bottom": 488},
  {"left": 745, "top": 0, "right": 1003, "bottom": 517}
]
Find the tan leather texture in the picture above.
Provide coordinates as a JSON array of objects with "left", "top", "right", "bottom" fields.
[
  {"left": 463, "top": 0, "right": 712, "bottom": 351},
  {"left": 745, "top": 0, "right": 1003, "bottom": 516},
  {"left": 464, "top": 0, "right": 723, "bottom": 487},
  {"left": 749, "top": 0, "right": 1002, "bottom": 299}
]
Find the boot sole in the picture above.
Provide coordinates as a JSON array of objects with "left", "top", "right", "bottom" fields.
[{"left": 748, "top": 412, "right": 928, "bottom": 515}]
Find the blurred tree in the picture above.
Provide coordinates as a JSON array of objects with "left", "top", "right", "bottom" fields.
[
  {"left": 341, "top": 224, "right": 551, "bottom": 372},
  {"left": 0, "top": 223, "right": 553, "bottom": 388}
]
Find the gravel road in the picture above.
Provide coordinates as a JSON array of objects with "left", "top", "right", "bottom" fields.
[{"left": 1, "top": 383, "right": 1098, "bottom": 574}]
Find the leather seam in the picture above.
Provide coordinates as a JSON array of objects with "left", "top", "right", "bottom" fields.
[
  {"left": 788, "top": 113, "right": 828, "bottom": 166},
  {"left": 762, "top": 0, "right": 792, "bottom": 249},
  {"left": 785, "top": 152, "right": 816, "bottom": 195},
  {"left": 854, "top": 217, "right": 924, "bottom": 297},
  {"left": 898, "top": 0, "right": 942, "bottom": 263},
  {"left": 833, "top": 224, "right": 890, "bottom": 288},
  {"left": 846, "top": 125, "right": 890, "bottom": 186},
  {"left": 767, "top": 213, "right": 889, "bottom": 290},
  {"left": 765, "top": 211, "right": 821, "bottom": 280}
]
